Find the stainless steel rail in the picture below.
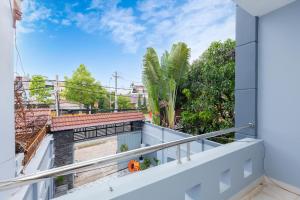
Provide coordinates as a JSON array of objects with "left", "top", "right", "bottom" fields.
[{"left": 0, "top": 124, "right": 253, "bottom": 191}]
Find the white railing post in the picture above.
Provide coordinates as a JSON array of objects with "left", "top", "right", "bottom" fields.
[
  {"left": 177, "top": 145, "right": 181, "bottom": 164},
  {"left": 187, "top": 142, "right": 191, "bottom": 161}
]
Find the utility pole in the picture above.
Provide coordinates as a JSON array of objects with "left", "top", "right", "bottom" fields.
[
  {"left": 55, "top": 75, "right": 60, "bottom": 116},
  {"left": 112, "top": 71, "right": 120, "bottom": 112},
  {"left": 108, "top": 77, "right": 112, "bottom": 110}
]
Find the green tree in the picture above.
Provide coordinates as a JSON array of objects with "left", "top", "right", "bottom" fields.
[
  {"left": 29, "top": 75, "right": 52, "bottom": 105},
  {"left": 180, "top": 39, "right": 235, "bottom": 135},
  {"left": 98, "top": 92, "right": 110, "bottom": 110},
  {"left": 64, "top": 64, "right": 106, "bottom": 109},
  {"left": 117, "top": 96, "right": 133, "bottom": 110},
  {"left": 143, "top": 42, "right": 190, "bottom": 128},
  {"left": 143, "top": 48, "right": 162, "bottom": 125},
  {"left": 137, "top": 94, "right": 142, "bottom": 109},
  {"left": 143, "top": 96, "right": 147, "bottom": 107},
  {"left": 142, "top": 95, "right": 147, "bottom": 111}
]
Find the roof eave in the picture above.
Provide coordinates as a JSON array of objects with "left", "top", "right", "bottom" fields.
[{"left": 233, "top": 0, "right": 296, "bottom": 16}]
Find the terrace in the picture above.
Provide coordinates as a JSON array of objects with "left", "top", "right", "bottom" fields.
[{"left": 0, "top": 0, "right": 300, "bottom": 200}]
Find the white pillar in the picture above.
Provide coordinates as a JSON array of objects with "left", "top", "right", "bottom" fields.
[{"left": 0, "top": 0, "right": 16, "bottom": 198}]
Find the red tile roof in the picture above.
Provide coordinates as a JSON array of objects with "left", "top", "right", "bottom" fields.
[{"left": 51, "top": 112, "right": 145, "bottom": 132}]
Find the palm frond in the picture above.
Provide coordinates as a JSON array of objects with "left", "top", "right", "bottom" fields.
[{"left": 142, "top": 48, "right": 162, "bottom": 125}]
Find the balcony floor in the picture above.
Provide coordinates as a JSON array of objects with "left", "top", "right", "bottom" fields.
[{"left": 241, "top": 181, "right": 300, "bottom": 200}]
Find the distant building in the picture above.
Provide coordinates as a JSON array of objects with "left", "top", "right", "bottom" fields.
[
  {"left": 18, "top": 76, "right": 84, "bottom": 112},
  {"left": 130, "top": 84, "right": 148, "bottom": 108}
]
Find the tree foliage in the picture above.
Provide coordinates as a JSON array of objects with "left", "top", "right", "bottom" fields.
[
  {"left": 143, "top": 42, "right": 190, "bottom": 128},
  {"left": 29, "top": 75, "right": 52, "bottom": 104},
  {"left": 117, "top": 96, "right": 133, "bottom": 110},
  {"left": 137, "top": 94, "right": 142, "bottom": 109},
  {"left": 180, "top": 39, "right": 235, "bottom": 135},
  {"left": 143, "top": 48, "right": 162, "bottom": 124},
  {"left": 98, "top": 93, "right": 110, "bottom": 110},
  {"left": 143, "top": 96, "right": 147, "bottom": 108},
  {"left": 64, "top": 64, "right": 107, "bottom": 108}
]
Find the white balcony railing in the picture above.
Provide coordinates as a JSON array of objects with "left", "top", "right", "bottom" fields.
[
  {"left": 0, "top": 124, "right": 253, "bottom": 192},
  {"left": 57, "top": 137, "right": 264, "bottom": 200}
]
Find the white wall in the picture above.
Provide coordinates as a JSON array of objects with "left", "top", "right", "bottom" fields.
[
  {"left": 258, "top": 0, "right": 300, "bottom": 189},
  {"left": 117, "top": 131, "right": 142, "bottom": 153},
  {"left": 142, "top": 123, "right": 221, "bottom": 164},
  {"left": 0, "top": 0, "right": 16, "bottom": 199},
  {"left": 56, "top": 139, "right": 265, "bottom": 200},
  {"left": 11, "top": 135, "right": 54, "bottom": 200},
  {"left": 117, "top": 131, "right": 142, "bottom": 169}
]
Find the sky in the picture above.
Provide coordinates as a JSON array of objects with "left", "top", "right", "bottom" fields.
[{"left": 16, "top": 0, "right": 236, "bottom": 88}]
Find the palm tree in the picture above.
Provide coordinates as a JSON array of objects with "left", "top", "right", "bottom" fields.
[
  {"left": 143, "top": 42, "right": 190, "bottom": 128},
  {"left": 143, "top": 48, "right": 163, "bottom": 125}
]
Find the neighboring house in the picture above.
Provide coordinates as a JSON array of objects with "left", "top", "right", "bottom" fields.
[
  {"left": 130, "top": 84, "right": 148, "bottom": 108},
  {"left": 18, "top": 76, "right": 85, "bottom": 112},
  {"left": 53, "top": 99, "right": 84, "bottom": 114}
]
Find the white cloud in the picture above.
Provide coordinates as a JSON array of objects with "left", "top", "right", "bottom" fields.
[
  {"left": 67, "top": 2, "right": 145, "bottom": 53},
  {"left": 66, "top": 0, "right": 235, "bottom": 57},
  {"left": 137, "top": 0, "right": 175, "bottom": 22},
  {"left": 139, "top": 0, "right": 236, "bottom": 60},
  {"left": 100, "top": 8, "right": 145, "bottom": 53},
  {"left": 71, "top": 12, "right": 101, "bottom": 33},
  {"left": 88, "top": 0, "right": 105, "bottom": 9},
  {"left": 18, "top": 0, "right": 51, "bottom": 33},
  {"left": 88, "top": 0, "right": 119, "bottom": 10},
  {"left": 61, "top": 19, "right": 71, "bottom": 26},
  {"left": 49, "top": 18, "right": 59, "bottom": 24}
]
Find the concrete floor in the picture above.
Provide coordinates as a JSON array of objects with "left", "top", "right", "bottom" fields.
[
  {"left": 241, "top": 181, "right": 300, "bottom": 200},
  {"left": 73, "top": 136, "right": 118, "bottom": 187}
]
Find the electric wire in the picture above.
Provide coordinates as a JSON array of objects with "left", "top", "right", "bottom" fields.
[
  {"left": 14, "top": 30, "right": 26, "bottom": 75},
  {"left": 23, "top": 85, "right": 133, "bottom": 98},
  {"left": 20, "top": 80, "right": 133, "bottom": 91}
]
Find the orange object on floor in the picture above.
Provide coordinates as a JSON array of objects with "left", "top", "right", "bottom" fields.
[{"left": 128, "top": 160, "right": 140, "bottom": 172}]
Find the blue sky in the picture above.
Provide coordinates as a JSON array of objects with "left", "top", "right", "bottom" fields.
[{"left": 17, "top": 0, "right": 235, "bottom": 88}]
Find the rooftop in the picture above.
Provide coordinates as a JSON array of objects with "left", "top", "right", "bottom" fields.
[{"left": 51, "top": 111, "right": 145, "bottom": 132}]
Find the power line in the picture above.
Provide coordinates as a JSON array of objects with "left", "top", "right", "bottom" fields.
[
  {"left": 14, "top": 31, "right": 26, "bottom": 75},
  {"left": 23, "top": 85, "right": 134, "bottom": 98},
  {"left": 8, "top": 0, "right": 25, "bottom": 75},
  {"left": 62, "top": 81, "right": 132, "bottom": 91},
  {"left": 20, "top": 80, "right": 56, "bottom": 83},
  {"left": 120, "top": 76, "right": 143, "bottom": 85},
  {"left": 20, "top": 80, "right": 133, "bottom": 91},
  {"left": 62, "top": 85, "right": 129, "bottom": 96}
]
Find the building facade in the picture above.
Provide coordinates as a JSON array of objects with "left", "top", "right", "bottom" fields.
[{"left": 235, "top": 0, "right": 300, "bottom": 191}]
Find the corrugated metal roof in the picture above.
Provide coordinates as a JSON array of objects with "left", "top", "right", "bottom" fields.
[{"left": 51, "top": 112, "right": 145, "bottom": 132}]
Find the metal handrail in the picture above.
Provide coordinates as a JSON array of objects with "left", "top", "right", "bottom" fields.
[{"left": 0, "top": 124, "right": 253, "bottom": 191}]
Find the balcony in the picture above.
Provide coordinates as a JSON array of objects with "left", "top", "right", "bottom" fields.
[
  {"left": 0, "top": 124, "right": 265, "bottom": 199},
  {"left": 57, "top": 138, "right": 264, "bottom": 200},
  {"left": 1, "top": 122, "right": 299, "bottom": 199},
  {"left": 1, "top": 0, "right": 300, "bottom": 199}
]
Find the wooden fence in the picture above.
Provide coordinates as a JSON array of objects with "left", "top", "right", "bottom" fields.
[{"left": 23, "top": 126, "right": 48, "bottom": 165}]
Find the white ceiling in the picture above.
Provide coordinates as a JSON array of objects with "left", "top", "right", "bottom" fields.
[{"left": 233, "top": 0, "right": 296, "bottom": 16}]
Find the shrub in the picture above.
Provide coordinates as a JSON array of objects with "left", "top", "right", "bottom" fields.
[
  {"left": 55, "top": 176, "right": 64, "bottom": 186},
  {"left": 120, "top": 144, "right": 129, "bottom": 152},
  {"left": 140, "top": 158, "right": 151, "bottom": 170}
]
